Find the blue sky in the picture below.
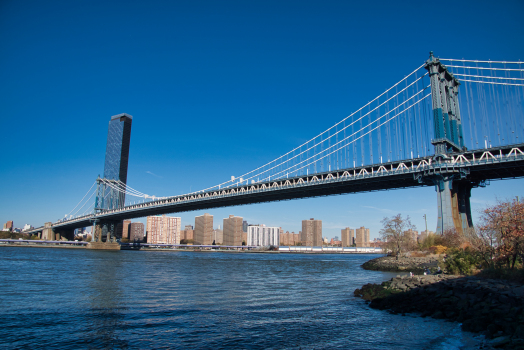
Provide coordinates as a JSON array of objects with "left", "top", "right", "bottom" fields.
[{"left": 1, "top": 0, "right": 523, "bottom": 238}]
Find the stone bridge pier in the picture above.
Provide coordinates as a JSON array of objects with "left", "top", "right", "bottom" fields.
[{"left": 88, "top": 219, "right": 122, "bottom": 250}]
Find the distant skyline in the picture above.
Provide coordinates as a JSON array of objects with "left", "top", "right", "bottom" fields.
[{"left": 1, "top": 0, "right": 523, "bottom": 239}]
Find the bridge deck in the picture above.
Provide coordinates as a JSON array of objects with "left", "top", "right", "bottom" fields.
[{"left": 27, "top": 144, "right": 524, "bottom": 234}]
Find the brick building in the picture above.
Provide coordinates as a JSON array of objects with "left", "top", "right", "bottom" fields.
[
  {"left": 301, "top": 218, "right": 322, "bottom": 246},
  {"left": 146, "top": 215, "right": 181, "bottom": 244},
  {"left": 341, "top": 227, "right": 355, "bottom": 247},
  {"left": 194, "top": 213, "right": 213, "bottom": 245},
  {"left": 129, "top": 222, "right": 144, "bottom": 242},
  {"left": 355, "top": 226, "right": 370, "bottom": 247},
  {"left": 223, "top": 215, "right": 243, "bottom": 246}
]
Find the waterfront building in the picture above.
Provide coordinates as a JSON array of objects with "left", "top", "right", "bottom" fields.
[
  {"left": 247, "top": 224, "right": 280, "bottom": 246},
  {"left": 280, "top": 231, "right": 297, "bottom": 246},
  {"left": 194, "top": 213, "right": 213, "bottom": 245},
  {"left": 223, "top": 215, "right": 243, "bottom": 246},
  {"left": 330, "top": 238, "right": 342, "bottom": 246},
  {"left": 122, "top": 220, "right": 131, "bottom": 239},
  {"left": 181, "top": 225, "right": 194, "bottom": 241},
  {"left": 355, "top": 226, "right": 370, "bottom": 247},
  {"left": 101, "top": 113, "right": 133, "bottom": 210},
  {"left": 23, "top": 224, "right": 34, "bottom": 232},
  {"left": 146, "top": 215, "right": 181, "bottom": 244},
  {"left": 341, "top": 227, "right": 355, "bottom": 247},
  {"left": 243, "top": 220, "right": 248, "bottom": 232},
  {"left": 129, "top": 222, "right": 145, "bottom": 242},
  {"left": 3, "top": 221, "right": 13, "bottom": 232},
  {"left": 301, "top": 218, "right": 322, "bottom": 246}
]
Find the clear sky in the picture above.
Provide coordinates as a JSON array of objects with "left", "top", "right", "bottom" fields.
[{"left": 1, "top": 0, "right": 523, "bottom": 238}]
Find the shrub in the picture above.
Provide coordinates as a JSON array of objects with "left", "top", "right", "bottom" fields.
[
  {"left": 428, "top": 245, "right": 447, "bottom": 254},
  {"left": 444, "top": 248, "right": 481, "bottom": 275}
]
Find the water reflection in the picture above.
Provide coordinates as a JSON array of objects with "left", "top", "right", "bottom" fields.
[{"left": 84, "top": 251, "right": 128, "bottom": 349}]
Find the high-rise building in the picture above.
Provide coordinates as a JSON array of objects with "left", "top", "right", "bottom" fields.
[
  {"left": 355, "top": 226, "right": 370, "bottom": 247},
  {"left": 129, "top": 222, "right": 144, "bottom": 241},
  {"left": 101, "top": 113, "right": 133, "bottom": 210},
  {"left": 341, "top": 227, "right": 355, "bottom": 247},
  {"left": 146, "top": 215, "right": 181, "bottom": 244},
  {"left": 223, "top": 215, "right": 243, "bottom": 246},
  {"left": 301, "top": 218, "right": 322, "bottom": 246},
  {"left": 122, "top": 220, "right": 131, "bottom": 239},
  {"left": 194, "top": 213, "right": 213, "bottom": 245},
  {"left": 3, "top": 221, "right": 13, "bottom": 231},
  {"left": 247, "top": 224, "right": 280, "bottom": 246},
  {"left": 242, "top": 220, "right": 248, "bottom": 232},
  {"left": 181, "top": 225, "right": 194, "bottom": 241}
]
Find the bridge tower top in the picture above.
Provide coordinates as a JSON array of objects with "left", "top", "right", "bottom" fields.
[{"left": 425, "top": 52, "right": 465, "bottom": 156}]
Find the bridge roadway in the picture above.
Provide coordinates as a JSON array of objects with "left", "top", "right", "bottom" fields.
[{"left": 27, "top": 143, "right": 524, "bottom": 234}]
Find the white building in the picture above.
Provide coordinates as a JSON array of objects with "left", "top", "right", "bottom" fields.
[
  {"left": 23, "top": 224, "right": 34, "bottom": 231},
  {"left": 247, "top": 224, "right": 280, "bottom": 247}
]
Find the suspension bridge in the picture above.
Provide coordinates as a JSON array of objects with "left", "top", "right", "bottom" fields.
[{"left": 26, "top": 53, "right": 524, "bottom": 243}]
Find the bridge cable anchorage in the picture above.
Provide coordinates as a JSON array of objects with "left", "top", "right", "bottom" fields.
[
  {"left": 199, "top": 63, "right": 428, "bottom": 192},
  {"left": 243, "top": 87, "right": 431, "bottom": 181},
  {"left": 66, "top": 181, "right": 96, "bottom": 217}
]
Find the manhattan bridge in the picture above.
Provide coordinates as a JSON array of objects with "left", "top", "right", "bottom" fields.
[{"left": 27, "top": 53, "right": 524, "bottom": 244}]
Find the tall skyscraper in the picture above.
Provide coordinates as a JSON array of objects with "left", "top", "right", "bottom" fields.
[
  {"left": 194, "top": 213, "right": 213, "bottom": 245},
  {"left": 223, "top": 215, "right": 243, "bottom": 246},
  {"left": 301, "top": 218, "right": 322, "bottom": 246},
  {"left": 341, "top": 227, "right": 355, "bottom": 247},
  {"left": 101, "top": 113, "right": 133, "bottom": 209},
  {"left": 146, "top": 215, "right": 181, "bottom": 244}
]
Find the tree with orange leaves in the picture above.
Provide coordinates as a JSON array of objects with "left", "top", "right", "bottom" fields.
[{"left": 479, "top": 199, "right": 524, "bottom": 269}]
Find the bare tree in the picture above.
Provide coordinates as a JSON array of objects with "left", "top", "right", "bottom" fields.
[{"left": 380, "top": 214, "right": 416, "bottom": 260}]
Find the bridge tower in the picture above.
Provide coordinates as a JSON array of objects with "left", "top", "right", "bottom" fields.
[{"left": 424, "top": 52, "right": 476, "bottom": 235}]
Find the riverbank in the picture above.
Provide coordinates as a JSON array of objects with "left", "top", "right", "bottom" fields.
[
  {"left": 362, "top": 255, "right": 440, "bottom": 274},
  {"left": 355, "top": 274, "right": 524, "bottom": 349}
]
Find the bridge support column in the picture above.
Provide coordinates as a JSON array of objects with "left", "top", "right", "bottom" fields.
[
  {"left": 42, "top": 222, "right": 54, "bottom": 240},
  {"left": 54, "top": 228, "right": 75, "bottom": 241},
  {"left": 92, "top": 220, "right": 122, "bottom": 243},
  {"left": 436, "top": 178, "right": 474, "bottom": 235}
]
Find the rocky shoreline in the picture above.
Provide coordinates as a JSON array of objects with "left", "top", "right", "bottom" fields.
[
  {"left": 362, "top": 255, "right": 440, "bottom": 274},
  {"left": 355, "top": 274, "right": 524, "bottom": 349}
]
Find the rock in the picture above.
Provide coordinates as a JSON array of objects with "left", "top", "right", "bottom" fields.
[{"left": 489, "top": 335, "right": 511, "bottom": 348}]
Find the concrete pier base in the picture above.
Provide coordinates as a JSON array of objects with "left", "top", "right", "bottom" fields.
[{"left": 86, "top": 242, "right": 121, "bottom": 250}]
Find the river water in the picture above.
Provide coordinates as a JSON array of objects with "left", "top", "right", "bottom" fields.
[{"left": 0, "top": 247, "right": 484, "bottom": 349}]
